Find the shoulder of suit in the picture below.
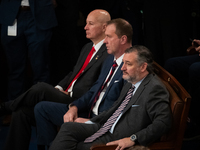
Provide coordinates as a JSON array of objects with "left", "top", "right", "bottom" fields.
[
  {"left": 84, "top": 42, "right": 93, "bottom": 48},
  {"left": 104, "top": 54, "right": 114, "bottom": 62},
  {"left": 79, "top": 42, "right": 93, "bottom": 54}
]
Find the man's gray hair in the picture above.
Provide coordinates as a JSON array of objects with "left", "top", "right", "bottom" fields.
[{"left": 125, "top": 45, "right": 154, "bottom": 73}]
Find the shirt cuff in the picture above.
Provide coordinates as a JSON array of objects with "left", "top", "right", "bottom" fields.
[
  {"left": 55, "top": 85, "right": 63, "bottom": 91},
  {"left": 85, "top": 120, "right": 95, "bottom": 124}
]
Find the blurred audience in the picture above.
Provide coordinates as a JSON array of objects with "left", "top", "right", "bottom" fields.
[
  {"left": 0, "top": 0, "right": 57, "bottom": 102},
  {"left": 164, "top": 39, "right": 200, "bottom": 140}
]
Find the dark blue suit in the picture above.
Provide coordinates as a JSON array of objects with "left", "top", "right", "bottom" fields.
[
  {"left": 34, "top": 55, "right": 125, "bottom": 146},
  {"left": 0, "top": 0, "right": 57, "bottom": 101},
  {"left": 73, "top": 55, "right": 124, "bottom": 115}
]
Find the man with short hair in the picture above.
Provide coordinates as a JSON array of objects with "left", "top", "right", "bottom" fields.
[
  {"left": 34, "top": 18, "right": 133, "bottom": 149},
  {"left": 49, "top": 45, "right": 172, "bottom": 150}
]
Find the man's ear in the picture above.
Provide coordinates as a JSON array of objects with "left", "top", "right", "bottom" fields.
[
  {"left": 140, "top": 62, "right": 148, "bottom": 72},
  {"left": 102, "top": 23, "right": 107, "bottom": 32},
  {"left": 120, "top": 35, "right": 128, "bottom": 44}
]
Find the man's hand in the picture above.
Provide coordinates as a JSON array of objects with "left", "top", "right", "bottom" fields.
[
  {"left": 106, "top": 137, "right": 135, "bottom": 150},
  {"left": 60, "top": 90, "right": 70, "bottom": 95},
  {"left": 193, "top": 39, "right": 200, "bottom": 55},
  {"left": 74, "top": 117, "right": 90, "bottom": 123},
  {"left": 54, "top": 86, "right": 70, "bottom": 95},
  {"left": 63, "top": 106, "right": 78, "bottom": 122}
]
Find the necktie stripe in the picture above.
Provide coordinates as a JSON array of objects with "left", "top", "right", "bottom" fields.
[
  {"left": 88, "top": 61, "right": 118, "bottom": 117},
  {"left": 84, "top": 85, "right": 135, "bottom": 143}
]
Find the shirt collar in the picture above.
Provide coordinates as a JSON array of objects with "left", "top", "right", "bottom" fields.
[
  {"left": 132, "top": 76, "right": 146, "bottom": 94},
  {"left": 114, "top": 53, "right": 124, "bottom": 66},
  {"left": 93, "top": 39, "right": 104, "bottom": 52}
]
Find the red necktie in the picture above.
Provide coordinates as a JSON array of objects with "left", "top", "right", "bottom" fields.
[
  {"left": 84, "top": 85, "right": 135, "bottom": 143},
  {"left": 65, "top": 47, "right": 96, "bottom": 91},
  {"left": 88, "top": 61, "right": 118, "bottom": 117}
]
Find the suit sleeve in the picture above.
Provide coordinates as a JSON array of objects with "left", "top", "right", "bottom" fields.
[{"left": 135, "top": 83, "right": 172, "bottom": 146}]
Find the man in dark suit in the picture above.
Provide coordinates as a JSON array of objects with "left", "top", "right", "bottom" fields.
[
  {"left": 0, "top": 0, "right": 57, "bottom": 101},
  {"left": 49, "top": 45, "right": 172, "bottom": 150},
  {"left": 1, "top": 9, "right": 110, "bottom": 150},
  {"left": 34, "top": 18, "right": 133, "bottom": 149}
]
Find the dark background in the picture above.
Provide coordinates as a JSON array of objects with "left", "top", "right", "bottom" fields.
[{"left": 0, "top": 0, "right": 200, "bottom": 149}]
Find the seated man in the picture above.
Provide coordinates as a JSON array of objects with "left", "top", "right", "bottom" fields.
[
  {"left": 164, "top": 39, "right": 200, "bottom": 140},
  {"left": 1, "top": 9, "right": 110, "bottom": 150},
  {"left": 34, "top": 18, "right": 133, "bottom": 149},
  {"left": 44, "top": 45, "right": 172, "bottom": 150},
  {"left": 0, "top": 9, "right": 110, "bottom": 113}
]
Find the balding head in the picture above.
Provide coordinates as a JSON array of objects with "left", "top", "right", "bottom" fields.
[
  {"left": 84, "top": 9, "right": 111, "bottom": 44},
  {"left": 89, "top": 9, "right": 111, "bottom": 24}
]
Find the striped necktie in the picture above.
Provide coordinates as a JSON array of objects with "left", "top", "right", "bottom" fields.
[
  {"left": 84, "top": 85, "right": 135, "bottom": 143},
  {"left": 88, "top": 61, "right": 118, "bottom": 117}
]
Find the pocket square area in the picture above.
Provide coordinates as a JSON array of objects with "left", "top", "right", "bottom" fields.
[{"left": 132, "top": 105, "right": 139, "bottom": 107}]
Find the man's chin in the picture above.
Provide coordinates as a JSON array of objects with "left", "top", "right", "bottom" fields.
[
  {"left": 123, "top": 76, "right": 130, "bottom": 81},
  {"left": 86, "top": 35, "right": 91, "bottom": 39}
]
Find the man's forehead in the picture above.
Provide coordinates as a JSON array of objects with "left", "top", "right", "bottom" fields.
[
  {"left": 105, "top": 24, "right": 116, "bottom": 33},
  {"left": 123, "top": 52, "right": 137, "bottom": 62},
  {"left": 106, "top": 24, "right": 115, "bottom": 29},
  {"left": 86, "top": 16, "right": 97, "bottom": 23}
]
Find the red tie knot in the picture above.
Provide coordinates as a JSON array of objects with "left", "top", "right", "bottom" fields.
[
  {"left": 112, "top": 61, "right": 118, "bottom": 68},
  {"left": 91, "top": 46, "right": 96, "bottom": 53}
]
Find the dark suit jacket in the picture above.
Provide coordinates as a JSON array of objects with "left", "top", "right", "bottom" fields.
[
  {"left": 91, "top": 73, "right": 172, "bottom": 146},
  {"left": 0, "top": 0, "right": 57, "bottom": 29},
  {"left": 58, "top": 42, "right": 108, "bottom": 100},
  {"left": 72, "top": 54, "right": 125, "bottom": 115}
]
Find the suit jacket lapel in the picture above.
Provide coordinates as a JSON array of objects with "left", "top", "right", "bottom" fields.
[
  {"left": 97, "top": 55, "right": 114, "bottom": 87},
  {"left": 102, "top": 62, "right": 123, "bottom": 99},
  {"left": 122, "top": 74, "right": 153, "bottom": 114},
  {"left": 68, "top": 43, "right": 93, "bottom": 82},
  {"left": 84, "top": 44, "right": 106, "bottom": 72},
  {"left": 88, "top": 55, "right": 114, "bottom": 106}
]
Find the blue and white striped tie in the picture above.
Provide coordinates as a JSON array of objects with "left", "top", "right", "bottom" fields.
[{"left": 84, "top": 85, "right": 135, "bottom": 143}]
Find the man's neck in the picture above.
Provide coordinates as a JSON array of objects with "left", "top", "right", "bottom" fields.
[
  {"left": 132, "top": 72, "right": 149, "bottom": 85},
  {"left": 115, "top": 45, "right": 132, "bottom": 59},
  {"left": 92, "top": 37, "right": 105, "bottom": 45}
]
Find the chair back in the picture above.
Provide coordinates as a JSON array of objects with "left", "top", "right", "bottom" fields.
[{"left": 149, "top": 61, "right": 191, "bottom": 150}]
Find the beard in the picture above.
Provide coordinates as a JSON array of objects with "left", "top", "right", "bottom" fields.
[{"left": 122, "top": 73, "right": 136, "bottom": 83}]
